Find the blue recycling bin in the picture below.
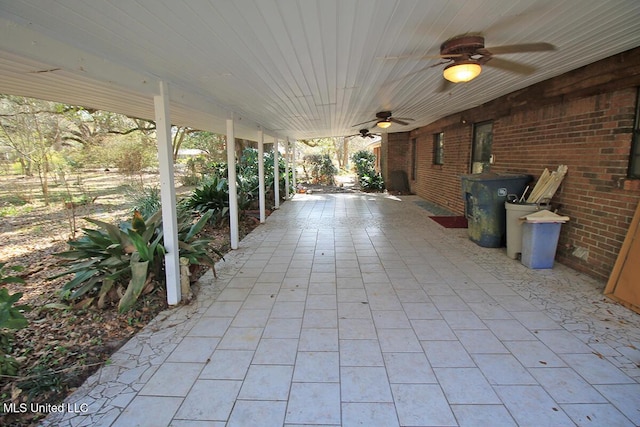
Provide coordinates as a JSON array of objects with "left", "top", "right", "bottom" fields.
[
  {"left": 461, "top": 173, "right": 531, "bottom": 247},
  {"left": 520, "top": 210, "right": 570, "bottom": 269},
  {"left": 521, "top": 222, "right": 562, "bottom": 268}
]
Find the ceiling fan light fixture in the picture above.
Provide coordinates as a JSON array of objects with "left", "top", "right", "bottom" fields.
[
  {"left": 443, "top": 61, "right": 482, "bottom": 83},
  {"left": 376, "top": 119, "right": 392, "bottom": 129}
]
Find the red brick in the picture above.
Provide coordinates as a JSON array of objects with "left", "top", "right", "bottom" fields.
[{"left": 385, "top": 50, "right": 640, "bottom": 282}]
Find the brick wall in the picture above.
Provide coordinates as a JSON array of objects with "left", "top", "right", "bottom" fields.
[
  {"left": 387, "top": 47, "right": 640, "bottom": 281},
  {"left": 408, "top": 117, "right": 472, "bottom": 213},
  {"left": 383, "top": 131, "right": 411, "bottom": 192}
]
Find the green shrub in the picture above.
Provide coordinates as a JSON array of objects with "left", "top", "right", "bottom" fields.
[
  {"left": 0, "top": 263, "right": 29, "bottom": 376},
  {"left": 182, "top": 175, "right": 231, "bottom": 225},
  {"left": 52, "top": 210, "right": 165, "bottom": 311},
  {"left": 239, "top": 148, "right": 293, "bottom": 204},
  {"left": 176, "top": 209, "right": 224, "bottom": 271},
  {"left": 302, "top": 154, "right": 337, "bottom": 185},
  {"left": 182, "top": 148, "right": 294, "bottom": 226},
  {"left": 351, "top": 150, "right": 384, "bottom": 192},
  {"left": 17, "top": 364, "right": 62, "bottom": 402},
  {"left": 52, "top": 208, "right": 220, "bottom": 313},
  {"left": 183, "top": 148, "right": 293, "bottom": 213},
  {"left": 128, "top": 185, "right": 162, "bottom": 218}
]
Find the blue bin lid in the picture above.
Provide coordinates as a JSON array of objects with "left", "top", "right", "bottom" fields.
[{"left": 460, "top": 172, "right": 531, "bottom": 182}]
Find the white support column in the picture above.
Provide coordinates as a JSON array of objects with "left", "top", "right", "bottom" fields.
[
  {"left": 154, "top": 81, "right": 181, "bottom": 305},
  {"left": 258, "top": 129, "right": 266, "bottom": 223},
  {"left": 273, "top": 138, "right": 280, "bottom": 209},
  {"left": 227, "top": 116, "right": 239, "bottom": 249},
  {"left": 292, "top": 140, "right": 297, "bottom": 191},
  {"left": 285, "top": 137, "right": 290, "bottom": 200}
]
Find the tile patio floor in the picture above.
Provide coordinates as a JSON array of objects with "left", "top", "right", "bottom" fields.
[{"left": 43, "top": 192, "right": 640, "bottom": 427}]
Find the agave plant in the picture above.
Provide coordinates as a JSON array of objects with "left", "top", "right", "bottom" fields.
[
  {"left": 52, "top": 207, "right": 224, "bottom": 312},
  {"left": 183, "top": 175, "right": 230, "bottom": 225},
  {"left": 176, "top": 208, "right": 224, "bottom": 274},
  {"left": 52, "top": 210, "right": 165, "bottom": 312}
]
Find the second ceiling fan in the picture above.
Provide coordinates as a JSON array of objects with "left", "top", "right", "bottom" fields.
[
  {"left": 352, "top": 111, "right": 414, "bottom": 129},
  {"left": 346, "top": 128, "right": 379, "bottom": 139}
]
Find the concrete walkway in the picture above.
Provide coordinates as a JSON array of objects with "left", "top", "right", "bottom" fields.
[{"left": 43, "top": 192, "right": 640, "bottom": 427}]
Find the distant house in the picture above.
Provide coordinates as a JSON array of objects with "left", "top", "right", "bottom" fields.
[{"left": 176, "top": 148, "right": 206, "bottom": 159}]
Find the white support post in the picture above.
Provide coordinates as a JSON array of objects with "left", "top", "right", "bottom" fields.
[
  {"left": 258, "top": 129, "right": 266, "bottom": 223},
  {"left": 285, "top": 138, "right": 290, "bottom": 200},
  {"left": 227, "top": 117, "right": 239, "bottom": 249},
  {"left": 154, "top": 81, "right": 181, "bottom": 305},
  {"left": 292, "top": 140, "right": 297, "bottom": 191},
  {"left": 273, "top": 138, "right": 280, "bottom": 209}
]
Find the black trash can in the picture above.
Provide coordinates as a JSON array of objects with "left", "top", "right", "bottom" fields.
[{"left": 460, "top": 173, "right": 531, "bottom": 248}]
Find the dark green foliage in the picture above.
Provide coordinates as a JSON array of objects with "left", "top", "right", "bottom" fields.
[
  {"left": 182, "top": 175, "right": 231, "bottom": 224},
  {"left": 0, "top": 264, "right": 29, "bottom": 376},
  {"left": 52, "top": 209, "right": 220, "bottom": 312},
  {"left": 18, "top": 364, "right": 63, "bottom": 403},
  {"left": 52, "top": 210, "right": 165, "bottom": 309},
  {"left": 0, "top": 287, "right": 29, "bottom": 331},
  {"left": 239, "top": 148, "right": 293, "bottom": 206},
  {"left": 302, "top": 154, "right": 337, "bottom": 185},
  {"left": 184, "top": 148, "right": 293, "bottom": 218},
  {"left": 177, "top": 209, "right": 224, "bottom": 269},
  {"left": 351, "top": 150, "right": 385, "bottom": 192},
  {"left": 0, "top": 263, "right": 26, "bottom": 287}
]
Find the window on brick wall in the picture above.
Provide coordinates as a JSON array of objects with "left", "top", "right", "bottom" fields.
[
  {"left": 411, "top": 138, "right": 417, "bottom": 180},
  {"left": 472, "top": 121, "right": 493, "bottom": 173},
  {"left": 629, "top": 87, "right": 640, "bottom": 179},
  {"left": 433, "top": 132, "right": 444, "bottom": 165}
]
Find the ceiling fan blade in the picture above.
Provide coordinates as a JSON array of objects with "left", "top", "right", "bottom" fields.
[
  {"left": 424, "top": 54, "right": 463, "bottom": 59},
  {"left": 351, "top": 118, "right": 377, "bottom": 127},
  {"left": 376, "top": 53, "right": 462, "bottom": 60},
  {"left": 484, "top": 57, "right": 536, "bottom": 75},
  {"left": 394, "top": 117, "right": 414, "bottom": 122},
  {"left": 436, "top": 78, "right": 454, "bottom": 93},
  {"left": 382, "top": 61, "right": 450, "bottom": 86},
  {"left": 389, "top": 117, "right": 410, "bottom": 126},
  {"left": 376, "top": 54, "right": 421, "bottom": 60},
  {"left": 484, "top": 42, "right": 555, "bottom": 55}
]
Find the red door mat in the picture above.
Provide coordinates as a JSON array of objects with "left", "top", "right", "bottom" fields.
[{"left": 429, "top": 216, "right": 468, "bottom": 228}]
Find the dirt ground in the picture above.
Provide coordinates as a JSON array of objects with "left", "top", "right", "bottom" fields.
[{"left": 0, "top": 169, "right": 257, "bottom": 427}]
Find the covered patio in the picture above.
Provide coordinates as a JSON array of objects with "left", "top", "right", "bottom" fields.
[
  {"left": 1, "top": 2, "right": 639, "bottom": 425},
  {"left": 42, "top": 192, "right": 640, "bottom": 426}
]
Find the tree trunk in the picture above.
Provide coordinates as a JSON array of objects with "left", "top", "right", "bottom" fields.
[
  {"left": 343, "top": 137, "right": 349, "bottom": 170},
  {"left": 173, "top": 127, "right": 187, "bottom": 162},
  {"left": 37, "top": 165, "right": 49, "bottom": 205}
]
